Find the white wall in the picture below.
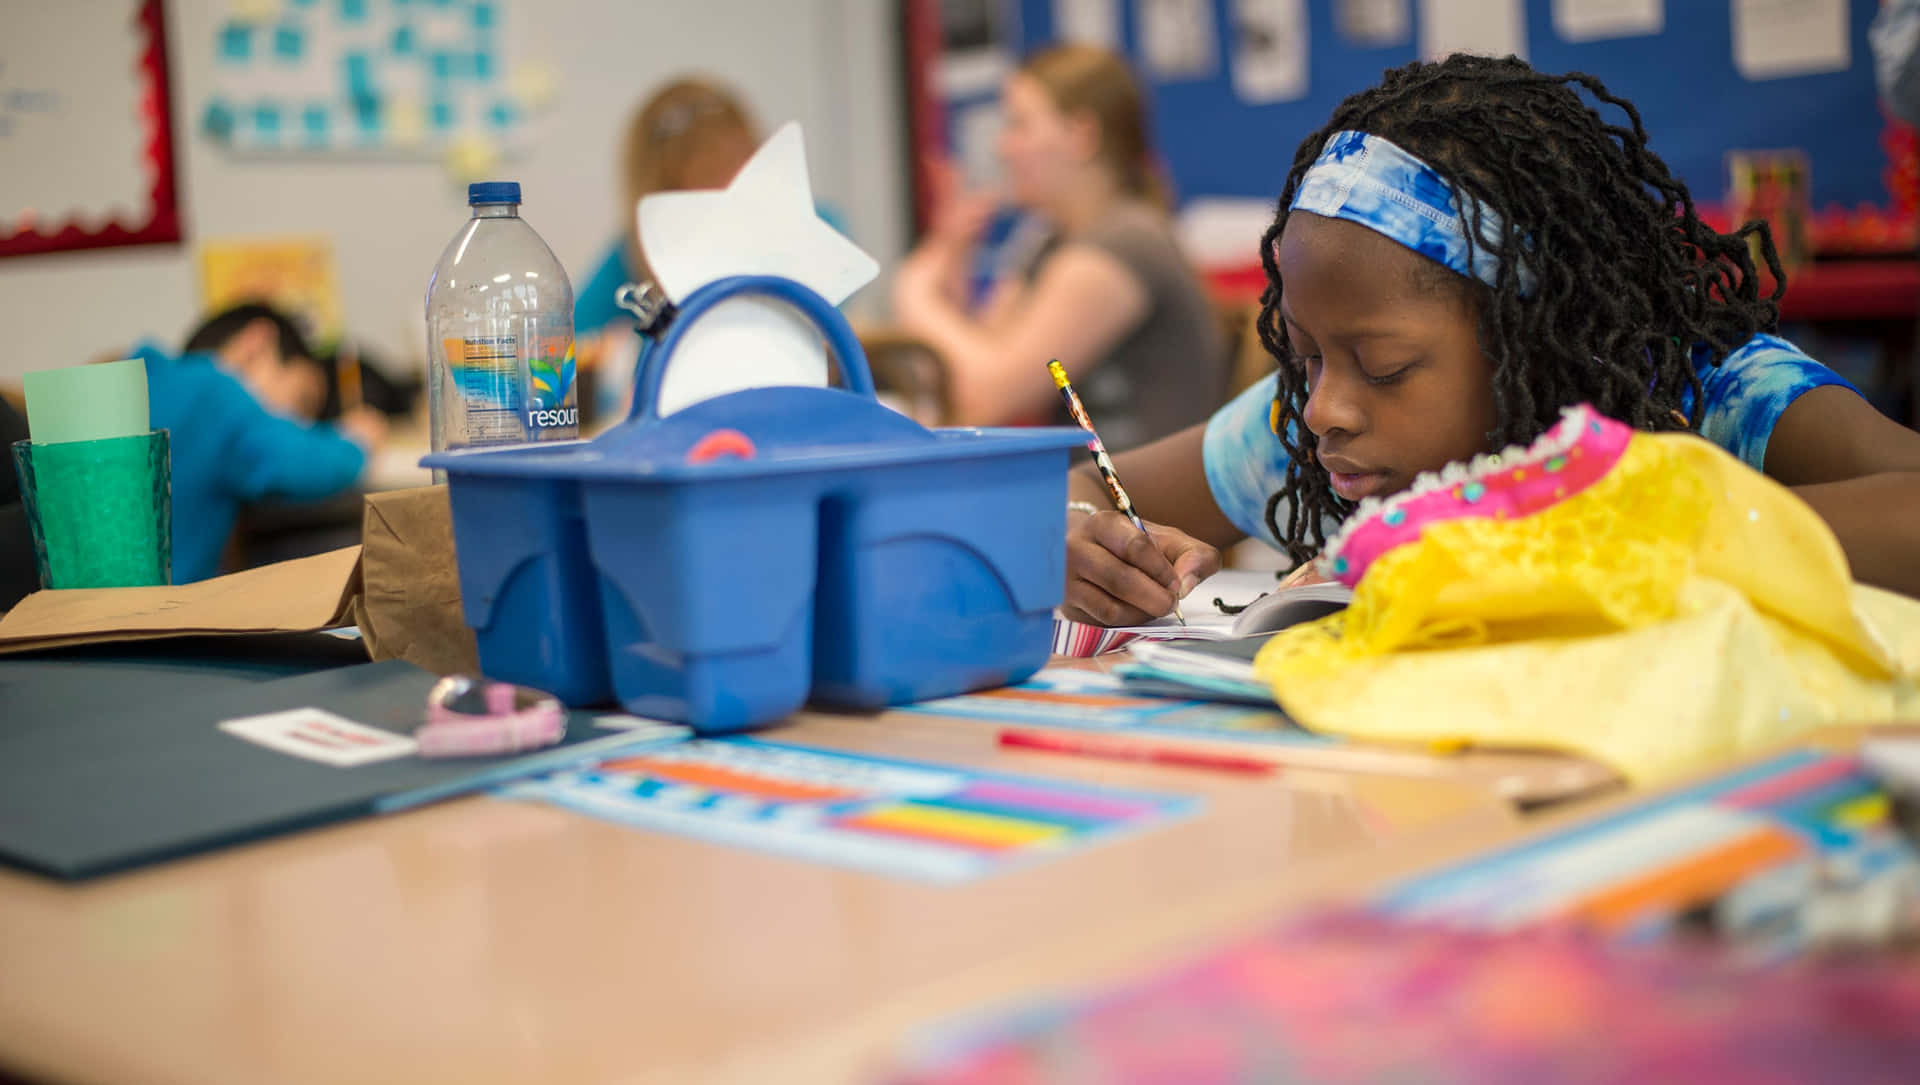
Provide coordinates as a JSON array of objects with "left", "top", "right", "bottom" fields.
[{"left": 0, "top": 0, "right": 909, "bottom": 383}]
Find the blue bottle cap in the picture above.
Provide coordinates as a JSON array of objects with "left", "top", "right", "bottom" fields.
[{"left": 467, "top": 181, "right": 521, "bottom": 205}]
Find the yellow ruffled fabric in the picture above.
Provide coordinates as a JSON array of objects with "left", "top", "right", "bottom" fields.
[{"left": 1255, "top": 433, "right": 1920, "bottom": 785}]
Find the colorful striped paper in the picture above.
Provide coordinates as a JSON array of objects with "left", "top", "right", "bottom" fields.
[
  {"left": 502, "top": 739, "right": 1195, "bottom": 883},
  {"left": 1378, "top": 749, "right": 1920, "bottom": 947},
  {"left": 1051, "top": 616, "right": 1142, "bottom": 657}
]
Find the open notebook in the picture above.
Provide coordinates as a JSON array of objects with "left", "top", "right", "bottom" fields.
[
  {"left": 1116, "top": 636, "right": 1276, "bottom": 704},
  {"left": 1052, "top": 569, "right": 1351, "bottom": 657}
]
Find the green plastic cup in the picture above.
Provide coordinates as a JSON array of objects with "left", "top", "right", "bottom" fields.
[{"left": 11, "top": 431, "right": 171, "bottom": 589}]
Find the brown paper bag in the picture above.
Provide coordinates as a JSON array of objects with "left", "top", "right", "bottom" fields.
[
  {"left": 352, "top": 485, "right": 480, "bottom": 677},
  {"left": 0, "top": 546, "right": 361, "bottom": 654}
]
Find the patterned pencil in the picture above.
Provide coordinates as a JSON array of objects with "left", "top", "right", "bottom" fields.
[{"left": 1048, "top": 359, "right": 1186, "bottom": 625}]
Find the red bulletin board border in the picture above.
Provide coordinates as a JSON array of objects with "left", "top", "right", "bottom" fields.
[
  {"left": 0, "top": 0, "right": 182, "bottom": 258},
  {"left": 901, "top": 0, "right": 946, "bottom": 237}
]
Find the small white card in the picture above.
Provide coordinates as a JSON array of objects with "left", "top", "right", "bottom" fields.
[
  {"left": 219, "top": 708, "right": 418, "bottom": 767},
  {"left": 1731, "top": 0, "right": 1849, "bottom": 81},
  {"left": 593, "top": 714, "right": 694, "bottom": 741},
  {"left": 1552, "top": 0, "right": 1660, "bottom": 43},
  {"left": 1139, "top": 0, "right": 1221, "bottom": 82},
  {"left": 1055, "top": 0, "right": 1121, "bottom": 48},
  {"left": 1337, "top": 0, "right": 1409, "bottom": 46},
  {"left": 1419, "top": 0, "right": 1528, "bottom": 63},
  {"left": 1232, "top": 0, "right": 1310, "bottom": 104}
]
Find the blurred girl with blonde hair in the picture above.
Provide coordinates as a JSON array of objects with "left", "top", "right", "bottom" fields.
[{"left": 892, "top": 44, "right": 1228, "bottom": 451}]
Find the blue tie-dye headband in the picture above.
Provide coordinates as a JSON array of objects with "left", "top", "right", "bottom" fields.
[{"left": 1289, "top": 130, "right": 1535, "bottom": 295}]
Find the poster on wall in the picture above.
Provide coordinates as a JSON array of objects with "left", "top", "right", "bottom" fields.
[
  {"left": 1054, "top": 0, "right": 1122, "bottom": 49},
  {"left": 201, "top": 0, "right": 554, "bottom": 179},
  {"left": 0, "top": 0, "right": 180, "bottom": 259},
  {"left": 1418, "top": 0, "right": 1527, "bottom": 63},
  {"left": 1552, "top": 0, "right": 1662, "bottom": 42},
  {"left": 198, "top": 237, "right": 344, "bottom": 349},
  {"left": 936, "top": 0, "right": 1018, "bottom": 98},
  {"left": 1139, "top": 0, "right": 1221, "bottom": 82},
  {"left": 1731, "top": 0, "right": 1849, "bottom": 81},
  {"left": 1338, "top": 0, "right": 1411, "bottom": 47},
  {"left": 1231, "top": 0, "right": 1310, "bottom": 104}
]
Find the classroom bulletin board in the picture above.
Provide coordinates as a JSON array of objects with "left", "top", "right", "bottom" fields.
[
  {"left": 924, "top": 0, "right": 1894, "bottom": 215},
  {"left": 0, "top": 0, "right": 182, "bottom": 258},
  {"left": 201, "top": 0, "right": 540, "bottom": 158}
]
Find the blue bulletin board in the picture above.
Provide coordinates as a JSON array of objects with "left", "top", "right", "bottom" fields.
[{"left": 993, "top": 0, "right": 1890, "bottom": 211}]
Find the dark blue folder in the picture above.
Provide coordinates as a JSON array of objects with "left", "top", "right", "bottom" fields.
[{"left": 0, "top": 656, "right": 679, "bottom": 879}]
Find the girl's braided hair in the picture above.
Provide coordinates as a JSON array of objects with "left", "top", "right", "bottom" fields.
[{"left": 1256, "top": 54, "right": 1784, "bottom": 564}]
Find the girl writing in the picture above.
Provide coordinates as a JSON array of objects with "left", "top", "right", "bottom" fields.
[{"left": 1065, "top": 55, "right": 1920, "bottom": 625}]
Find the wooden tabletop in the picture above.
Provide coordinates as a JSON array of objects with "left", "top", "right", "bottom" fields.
[{"left": 0, "top": 710, "right": 1519, "bottom": 1085}]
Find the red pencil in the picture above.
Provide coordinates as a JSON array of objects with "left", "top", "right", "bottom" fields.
[{"left": 998, "top": 728, "right": 1276, "bottom": 776}]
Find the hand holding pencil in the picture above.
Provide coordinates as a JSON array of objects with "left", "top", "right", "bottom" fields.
[{"left": 1051, "top": 360, "right": 1218, "bottom": 628}]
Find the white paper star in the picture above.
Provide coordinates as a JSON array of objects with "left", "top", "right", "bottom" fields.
[
  {"left": 636, "top": 123, "right": 880, "bottom": 416},
  {"left": 639, "top": 122, "right": 877, "bottom": 305}
]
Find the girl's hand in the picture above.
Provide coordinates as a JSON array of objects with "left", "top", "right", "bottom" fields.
[
  {"left": 1064, "top": 510, "right": 1221, "bottom": 627},
  {"left": 893, "top": 170, "right": 999, "bottom": 329},
  {"left": 928, "top": 188, "right": 998, "bottom": 250},
  {"left": 922, "top": 156, "right": 999, "bottom": 249},
  {"left": 891, "top": 244, "right": 956, "bottom": 330}
]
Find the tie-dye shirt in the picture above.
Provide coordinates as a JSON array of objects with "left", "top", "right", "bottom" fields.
[{"left": 1203, "top": 333, "right": 1857, "bottom": 545}]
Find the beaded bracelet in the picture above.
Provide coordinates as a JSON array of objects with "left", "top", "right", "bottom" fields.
[{"left": 417, "top": 675, "right": 567, "bottom": 758}]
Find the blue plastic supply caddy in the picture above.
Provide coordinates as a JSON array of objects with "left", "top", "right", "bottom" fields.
[{"left": 424, "top": 275, "right": 1089, "bottom": 733}]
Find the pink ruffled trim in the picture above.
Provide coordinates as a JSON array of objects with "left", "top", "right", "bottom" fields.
[{"left": 1320, "top": 405, "right": 1634, "bottom": 587}]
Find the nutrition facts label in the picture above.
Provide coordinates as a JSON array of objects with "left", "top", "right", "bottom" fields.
[{"left": 456, "top": 334, "right": 524, "bottom": 444}]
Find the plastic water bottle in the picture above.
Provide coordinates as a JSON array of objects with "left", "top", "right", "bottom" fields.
[{"left": 425, "top": 181, "right": 578, "bottom": 472}]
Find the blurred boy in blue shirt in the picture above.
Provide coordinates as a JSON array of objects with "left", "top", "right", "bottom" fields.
[{"left": 137, "top": 304, "right": 386, "bottom": 583}]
